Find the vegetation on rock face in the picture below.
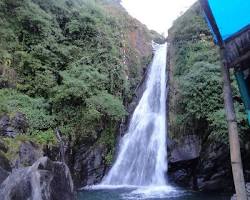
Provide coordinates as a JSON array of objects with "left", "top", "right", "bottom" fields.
[
  {"left": 0, "top": 0, "right": 160, "bottom": 165},
  {"left": 168, "top": 3, "right": 250, "bottom": 144}
]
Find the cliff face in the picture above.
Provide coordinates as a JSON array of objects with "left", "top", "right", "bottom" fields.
[
  {"left": 0, "top": 0, "right": 162, "bottom": 190},
  {"left": 167, "top": 3, "right": 250, "bottom": 192}
]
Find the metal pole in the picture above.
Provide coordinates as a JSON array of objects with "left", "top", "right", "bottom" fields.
[{"left": 220, "top": 48, "right": 247, "bottom": 200}]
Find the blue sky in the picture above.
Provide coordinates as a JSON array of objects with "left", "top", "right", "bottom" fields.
[{"left": 121, "top": 0, "right": 197, "bottom": 35}]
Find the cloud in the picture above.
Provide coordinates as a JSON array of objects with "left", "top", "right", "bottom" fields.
[{"left": 121, "top": 0, "right": 197, "bottom": 35}]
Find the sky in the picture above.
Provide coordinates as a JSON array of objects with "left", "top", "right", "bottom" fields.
[{"left": 121, "top": 0, "right": 197, "bottom": 35}]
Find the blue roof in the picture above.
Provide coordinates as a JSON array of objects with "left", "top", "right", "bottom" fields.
[{"left": 207, "top": 0, "right": 250, "bottom": 41}]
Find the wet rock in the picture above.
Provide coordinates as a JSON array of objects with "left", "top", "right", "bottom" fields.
[
  {"left": 0, "top": 167, "right": 9, "bottom": 186},
  {"left": 169, "top": 135, "right": 201, "bottom": 163},
  {"left": 0, "top": 140, "right": 8, "bottom": 153},
  {"left": 171, "top": 169, "right": 190, "bottom": 186},
  {"left": 0, "top": 152, "right": 11, "bottom": 185},
  {"left": 13, "top": 141, "right": 43, "bottom": 168},
  {"left": 0, "top": 157, "right": 74, "bottom": 200},
  {"left": 0, "top": 113, "right": 28, "bottom": 137},
  {"left": 73, "top": 144, "right": 107, "bottom": 187},
  {"left": 168, "top": 135, "right": 200, "bottom": 189},
  {"left": 168, "top": 135, "right": 234, "bottom": 191},
  {"left": 197, "top": 143, "right": 233, "bottom": 191},
  {"left": 0, "top": 115, "right": 11, "bottom": 136},
  {"left": 199, "top": 179, "right": 226, "bottom": 191},
  {"left": 0, "top": 140, "right": 11, "bottom": 184},
  {"left": 11, "top": 112, "right": 28, "bottom": 134},
  {"left": 0, "top": 152, "right": 11, "bottom": 172}
]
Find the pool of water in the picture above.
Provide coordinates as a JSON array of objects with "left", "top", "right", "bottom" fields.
[{"left": 77, "top": 185, "right": 230, "bottom": 200}]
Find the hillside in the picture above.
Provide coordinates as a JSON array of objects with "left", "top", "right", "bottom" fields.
[
  {"left": 167, "top": 3, "right": 250, "bottom": 192},
  {"left": 0, "top": 0, "right": 163, "bottom": 188}
]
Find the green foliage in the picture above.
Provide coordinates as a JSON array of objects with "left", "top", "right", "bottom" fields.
[
  {"left": 0, "top": 0, "right": 154, "bottom": 161},
  {"left": 0, "top": 89, "right": 55, "bottom": 131},
  {"left": 87, "top": 91, "right": 126, "bottom": 121},
  {"left": 98, "top": 122, "right": 116, "bottom": 165},
  {"left": 180, "top": 62, "right": 223, "bottom": 120},
  {"left": 32, "top": 129, "right": 57, "bottom": 146},
  {"left": 169, "top": 3, "right": 250, "bottom": 143},
  {"left": 170, "top": 3, "right": 210, "bottom": 43}
]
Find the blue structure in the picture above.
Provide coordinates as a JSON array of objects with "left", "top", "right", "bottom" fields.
[
  {"left": 202, "top": 0, "right": 250, "bottom": 42},
  {"left": 200, "top": 0, "right": 250, "bottom": 125}
]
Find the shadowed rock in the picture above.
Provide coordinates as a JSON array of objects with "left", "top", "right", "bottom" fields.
[
  {"left": 0, "top": 113, "right": 28, "bottom": 138},
  {"left": 0, "top": 157, "right": 74, "bottom": 200},
  {"left": 169, "top": 135, "right": 201, "bottom": 163},
  {"left": 0, "top": 141, "right": 11, "bottom": 185},
  {"left": 13, "top": 141, "right": 43, "bottom": 168}
]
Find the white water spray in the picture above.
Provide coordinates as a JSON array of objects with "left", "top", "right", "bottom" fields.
[{"left": 102, "top": 43, "right": 168, "bottom": 186}]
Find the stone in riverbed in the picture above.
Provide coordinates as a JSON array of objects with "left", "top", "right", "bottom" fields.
[{"left": 0, "top": 157, "right": 74, "bottom": 200}]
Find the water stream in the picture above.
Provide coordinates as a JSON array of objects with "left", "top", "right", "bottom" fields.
[
  {"left": 78, "top": 44, "right": 229, "bottom": 199},
  {"left": 102, "top": 43, "right": 168, "bottom": 186}
]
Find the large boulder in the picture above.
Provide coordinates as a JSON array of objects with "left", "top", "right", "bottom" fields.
[
  {"left": 0, "top": 157, "right": 74, "bottom": 200},
  {"left": 197, "top": 143, "right": 233, "bottom": 191},
  {"left": 168, "top": 135, "right": 233, "bottom": 191},
  {"left": 168, "top": 135, "right": 201, "bottom": 189},
  {"left": 0, "top": 115, "right": 12, "bottom": 137},
  {"left": 11, "top": 112, "right": 28, "bottom": 134},
  {"left": 0, "top": 113, "right": 28, "bottom": 137},
  {"left": 169, "top": 135, "right": 201, "bottom": 163},
  {"left": 73, "top": 144, "right": 107, "bottom": 187},
  {"left": 13, "top": 141, "right": 43, "bottom": 168}
]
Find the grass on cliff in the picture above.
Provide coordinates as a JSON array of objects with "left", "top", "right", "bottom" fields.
[
  {"left": 0, "top": 0, "right": 157, "bottom": 159},
  {"left": 168, "top": 3, "right": 250, "bottom": 144}
]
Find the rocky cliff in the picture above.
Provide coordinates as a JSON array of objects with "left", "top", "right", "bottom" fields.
[
  {"left": 0, "top": 0, "right": 163, "bottom": 196},
  {"left": 167, "top": 2, "right": 250, "bottom": 192}
]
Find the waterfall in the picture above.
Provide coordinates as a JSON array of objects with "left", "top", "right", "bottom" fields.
[{"left": 102, "top": 43, "right": 168, "bottom": 186}]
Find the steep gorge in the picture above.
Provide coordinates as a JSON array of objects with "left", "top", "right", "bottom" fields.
[
  {"left": 1, "top": 0, "right": 250, "bottom": 198},
  {"left": 0, "top": 0, "right": 164, "bottom": 197},
  {"left": 167, "top": 3, "right": 250, "bottom": 192}
]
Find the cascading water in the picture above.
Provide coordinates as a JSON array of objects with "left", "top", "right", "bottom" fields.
[
  {"left": 82, "top": 43, "right": 228, "bottom": 199},
  {"left": 102, "top": 43, "right": 168, "bottom": 186}
]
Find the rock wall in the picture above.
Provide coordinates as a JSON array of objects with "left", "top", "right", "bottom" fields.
[
  {"left": 166, "top": 2, "right": 250, "bottom": 192},
  {"left": 0, "top": 157, "right": 74, "bottom": 200},
  {"left": 168, "top": 136, "right": 234, "bottom": 191},
  {"left": 0, "top": 0, "right": 163, "bottom": 191},
  {"left": 71, "top": 52, "right": 151, "bottom": 188}
]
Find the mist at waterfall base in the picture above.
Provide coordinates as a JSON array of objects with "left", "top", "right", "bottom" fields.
[
  {"left": 102, "top": 43, "right": 167, "bottom": 186},
  {"left": 77, "top": 44, "right": 230, "bottom": 200}
]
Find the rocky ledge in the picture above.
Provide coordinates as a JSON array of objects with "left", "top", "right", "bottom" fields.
[
  {"left": 0, "top": 157, "right": 74, "bottom": 200},
  {"left": 168, "top": 135, "right": 234, "bottom": 191}
]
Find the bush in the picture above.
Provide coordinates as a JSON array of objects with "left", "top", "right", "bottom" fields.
[{"left": 169, "top": 3, "right": 250, "bottom": 143}]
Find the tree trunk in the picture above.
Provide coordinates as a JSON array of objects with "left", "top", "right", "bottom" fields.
[{"left": 220, "top": 48, "right": 247, "bottom": 200}]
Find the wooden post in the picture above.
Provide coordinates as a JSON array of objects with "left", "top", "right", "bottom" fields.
[{"left": 220, "top": 48, "right": 247, "bottom": 200}]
